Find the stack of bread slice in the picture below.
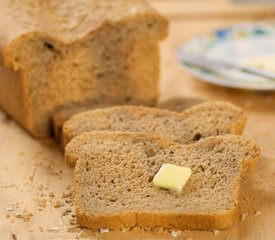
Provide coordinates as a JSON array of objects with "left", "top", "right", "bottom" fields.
[{"left": 62, "top": 101, "right": 260, "bottom": 231}]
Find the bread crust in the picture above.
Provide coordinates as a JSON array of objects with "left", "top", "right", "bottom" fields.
[{"left": 76, "top": 207, "right": 239, "bottom": 231}]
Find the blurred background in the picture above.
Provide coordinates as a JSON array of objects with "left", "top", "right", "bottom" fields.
[{"left": 150, "top": 0, "right": 275, "bottom": 108}]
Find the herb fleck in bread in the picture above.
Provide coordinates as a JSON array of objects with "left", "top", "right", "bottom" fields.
[
  {"left": 0, "top": 0, "right": 168, "bottom": 138},
  {"left": 63, "top": 101, "right": 246, "bottom": 159},
  {"left": 66, "top": 131, "right": 260, "bottom": 230}
]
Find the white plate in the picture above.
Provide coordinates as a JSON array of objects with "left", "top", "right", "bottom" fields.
[{"left": 178, "top": 22, "right": 275, "bottom": 90}]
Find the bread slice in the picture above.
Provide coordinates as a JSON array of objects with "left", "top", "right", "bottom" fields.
[
  {"left": 0, "top": 0, "right": 168, "bottom": 138},
  {"left": 66, "top": 131, "right": 260, "bottom": 231},
  {"left": 62, "top": 101, "right": 246, "bottom": 157},
  {"left": 52, "top": 97, "right": 205, "bottom": 143}
]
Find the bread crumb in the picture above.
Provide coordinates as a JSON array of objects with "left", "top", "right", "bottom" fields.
[
  {"left": 49, "top": 192, "right": 55, "bottom": 197},
  {"left": 40, "top": 192, "right": 47, "bottom": 197},
  {"left": 6, "top": 214, "right": 10, "bottom": 218},
  {"left": 70, "top": 218, "right": 77, "bottom": 225},
  {"left": 68, "top": 225, "right": 80, "bottom": 233},
  {"left": 121, "top": 227, "right": 130, "bottom": 233},
  {"left": 39, "top": 226, "right": 44, "bottom": 232},
  {"left": 62, "top": 211, "right": 68, "bottom": 216},
  {"left": 6, "top": 207, "right": 13, "bottom": 211},
  {"left": 37, "top": 199, "right": 47, "bottom": 208},
  {"left": 152, "top": 227, "right": 164, "bottom": 234},
  {"left": 63, "top": 191, "right": 73, "bottom": 198},
  {"left": 254, "top": 211, "right": 262, "bottom": 217},
  {"left": 15, "top": 212, "right": 33, "bottom": 222},
  {"left": 48, "top": 227, "right": 60, "bottom": 233},
  {"left": 100, "top": 228, "right": 109, "bottom": 233},
  {"left": 241, "top": 213, "right": 249, "bottom": 221},
  {"left": 133, "top": 226, "right": 141, "bottom": 231},
  {"left": 54, "top": 200, "right": 64, "bottom": 208},
  {"left": 65, "top": 208, "right": 72, "bottom": 212},
  {"left": 76, "top": 229, "right": 85, "bottom": 239},
  {"left": 171, "top": 230, "right": 181, "bottom": 238},
  {"left": 213, "top": 229, "right": 220, "bottom": 235}
]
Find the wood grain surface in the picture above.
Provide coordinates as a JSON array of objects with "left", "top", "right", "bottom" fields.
[{"left": 1, "top": 1, "right": 275, "bottom": 239}]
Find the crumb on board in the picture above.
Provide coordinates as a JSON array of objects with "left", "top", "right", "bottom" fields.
[
  {"left": 6, "top": 207, "right": 14, "bottom": 211},
  {"left": 70, "top": 218, "right": 77, "bottom": 225},
  {"left": 121, "top": 227, "right": 130, "bottom": 233},
  {"left": 15, "top": 212, "right": 33, "bottom": 222},
  {"left": 213, "top": 229, "right": 220, "bottom": 235},
  {"left": 100, "top": 228, "right": 109, "bottom": 234},
  {"left": 152, "top": 227, "right": 164, "bottom": 234},
  {"left": 48, "top": 227, "right": 60, "bottom": 233},
  {"left": 254, "top": 211, "right": 262, "bottom": 217},
  {"left": 62, "top": 191, "right": 73, "bottom": 198},
  {"left": 171, "top": 230, "right": 181, "bottom": 238},
  {"left": 36, "top": 199, "right": 47, "bottom": 208},
  {"left": 54, "top": 200, "right": 64, "bottom": 208},
  {"left": 49, "top": 192, "right": 55, "bottom": 197},
  {"left": 241, "top": 213, "right": 249, "bottom": 221}
]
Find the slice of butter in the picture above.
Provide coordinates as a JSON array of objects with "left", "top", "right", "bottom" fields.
[{"left": 153, "top": 163, "right": 191, "bottom": 193}]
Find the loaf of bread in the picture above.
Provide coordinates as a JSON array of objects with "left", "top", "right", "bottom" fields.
[
  {"left": 62, "top": 101, "right": 246, "bottom": 158},
  {"left": 0, "top": 0, "right": 168, "bottom": 138},
  {"left": 66, "top": 131, "right": 260, "bottom": 230}
]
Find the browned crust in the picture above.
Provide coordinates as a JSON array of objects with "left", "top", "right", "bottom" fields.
[{"left": 76, "top": 207, "right": 238, "bottom": 231}]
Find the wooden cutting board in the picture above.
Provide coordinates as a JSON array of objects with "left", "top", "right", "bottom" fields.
[{"left": 1, "top": 1, "right": 275, "bottom": 239}]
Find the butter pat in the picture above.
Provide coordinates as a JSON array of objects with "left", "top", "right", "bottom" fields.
[{"left": 153, "top": 163, "right": 191, "bottom": 193}]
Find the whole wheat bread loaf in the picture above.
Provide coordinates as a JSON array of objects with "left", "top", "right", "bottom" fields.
[
  {"left": 66, "top": 131, "right": 260, "bottom": 230},
  {"left": 0, "top": 0, "right": 168, "bottom": 137},
  {"left": 62, "top": 101, "right": 246, "bottom": 159}
]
